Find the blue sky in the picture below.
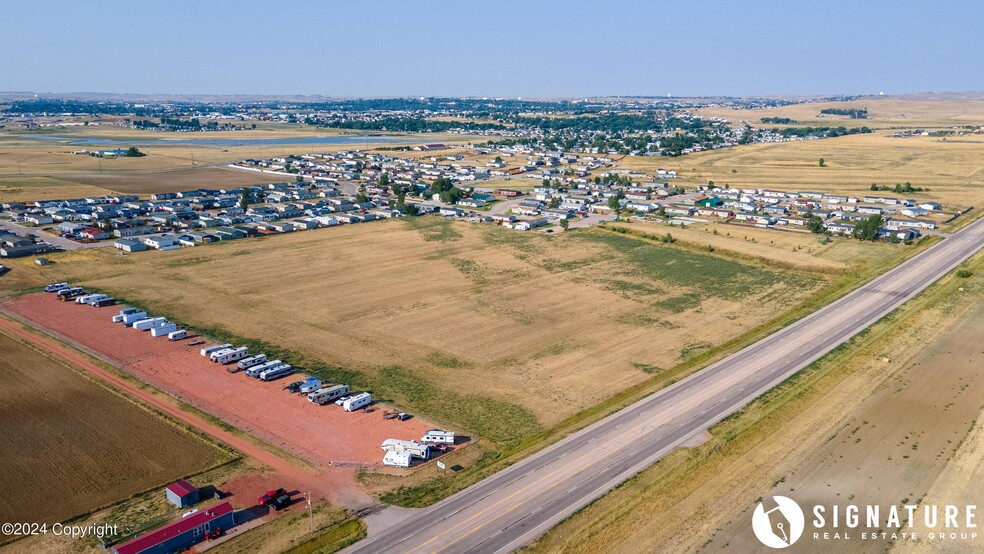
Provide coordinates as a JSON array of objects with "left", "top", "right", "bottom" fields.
[{"left": 3, "top": 0, "right": 982, "bottom": 97}]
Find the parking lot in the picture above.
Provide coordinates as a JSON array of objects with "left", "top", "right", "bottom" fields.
[{"left": 3, "top": 292, "right": 434, "bottom": 466}]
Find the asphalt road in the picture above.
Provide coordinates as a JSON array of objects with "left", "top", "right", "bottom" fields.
[
  {"left": 0, "top": 219, "right": 107, "bottom": 251},
  {"left": 346, "top": 215, "right": 984, "bottom": 554}
]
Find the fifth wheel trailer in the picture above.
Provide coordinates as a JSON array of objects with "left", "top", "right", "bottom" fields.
[
  {"left": 200, "top": 344, "right": 232, "bottom": 357},
  {"left": 246, "top": 360, "right": 282, "bottom": 378},
  {"left": 343, "top": 392, "right": 372, "bottom": 412},
  {"left": 421, "top": 430, "right": 456, "bottom": 445},
  {"left": 237, "top": 354, "right": 267, "bottom": 371},
  {"left": 259, "top": 364, "right": 293, "bottom": 381},
  {"left": 308, "top": 384, "right": 350, "bottom": 405},
  {"left": 212, "top": 347, "right": 249, "bottom": 364},
  {"left": 133, "top": 317, "right": 167, "bottom": 331}
]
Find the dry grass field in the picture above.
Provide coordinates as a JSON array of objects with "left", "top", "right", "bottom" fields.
[
  {"left": 526, "top": 254, "right": 984, "bottom": 554},
  {"left": 610, "top": 220, "right": 909, "bottom": 273},
  {"left": 618, "top": 131, "right": 984, "bottom": 216},
  {"left": 0, "top": 126, "right": 477, "bottom": 202},
  {"left": 17, "top": 218, "right": 823, "bottom": 447},
  {"left": 694, "top": 98, "right": 984, "bottom": 129},
  {"left": 0, "top": 326, "right": 229, "bottom": 527}
]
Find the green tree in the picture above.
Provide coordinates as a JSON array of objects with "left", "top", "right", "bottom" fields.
[
  {"left": 852, "top": 214, "right": 883, "bottom": 241},
  {"left": 560, "top": 218, "right": 569, "bottom": 230},
  {"left": 379, "top": 173, "right": 390, "bottom": 186},
  {"left": 239, "top": 188, "right": 250, "bottom": 211},
  {"left": 607, "top": 194, "right": 622, "bottom": 213},
  {"left": 125, "top": 147, "right": 145, "bottom": 157},
  {"left": 818, "top": 157, "right": 825, "bottom": 167},
  {"left": 807, "top": 214, "right": 825, "bottom": 234},
  {"left": 355, "top": 192, "right": 368, "bottom": 203},
  {"left": 494, "top": 155, "right": 503, "bottom": 163}
]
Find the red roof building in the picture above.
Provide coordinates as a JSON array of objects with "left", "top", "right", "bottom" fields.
[{"left": 113, "top": 501, "right": 234, "bottom": 554}]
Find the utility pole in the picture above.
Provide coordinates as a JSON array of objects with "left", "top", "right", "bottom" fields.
[{"left": 305, "top": 492, "right": 313, "bottom": 534}]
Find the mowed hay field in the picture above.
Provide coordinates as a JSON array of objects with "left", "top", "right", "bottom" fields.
[
  {"left": 527, "top": 256, "right": 984, "bottom": 554},
  {"left": 618, "top": 131, "right": 984, "bottom": 214},
  {"left": 694, "top": 98, "right": 984, "bottom": 129},
  {"left": 0, "top": 327, "right": 229, "bottom": 526},
  {"left": 42, "top": 218, "right": 821, "bottom": 445}
]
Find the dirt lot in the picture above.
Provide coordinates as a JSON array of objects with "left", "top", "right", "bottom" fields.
[
  {"left": 0, "top": 326, "right": 228, "bottom": 526},
  {"left": 2, "top": 293, "right": 434, "bottom": 467}
]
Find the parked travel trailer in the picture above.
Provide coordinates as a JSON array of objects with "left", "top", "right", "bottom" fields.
[
  {"left": 168, "top": 329, "right": 188, "bottom": 341},
  {"left": 212, "top": 346, "right": 249, "bottom": 364},
  {"left": 92, "top": 297, "right": 116, "bottom": 308},
  {"left": 74, "top": 293, "right": 99, "bottom": 304},
  {"left": 421, "top": 430, "right": 456, "bottom": 445},
  {"left": 200, "top": 344, "right": 232, "bottom": 357},
  {"left": 44, "top": 282, "right": 69, "bottom": 293},
  {"left": 237, "top": 354, "right": 267, "bottom": 371},
  {"left": 343, "top": 392, "right": 372, "bottom": 412},
  {"left": 259, "top": 364, "right": 293, "bottom": 381},
  {"left": 380, "top": 439, "right": 430, "bottom": 460},
  {"left": 112, "top": 314, "right": 125, "bottom": 323},
  {"left": 81, "top": 294, "right": 109, "bottom": 305},
  {"left": 382, "top": 451, "right": 412, "bottom": 468},
  {"left": 246, "top": 360, "right": 282, "bottom": 377},
  {"left": 133, "top": 317, "right": 167, "bottom": 331},
  {"left": 121, "top": 311, "right": 147, "bottom": 326},
  {"left": 298, "top": 378, "right": 322, "bottom": 394},
  {"left": 150, "top": 323, "right": 177, "bottom": 337},
  {"left": 307, "top": 384, "right": 350, "bottom": 405},
  {"left": 57, "top": 287, "right": 84, "bottom": 301}
]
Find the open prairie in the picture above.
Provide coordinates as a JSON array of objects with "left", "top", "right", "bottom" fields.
[
  {"left": 26, "top": 218, "right": 822, "bottom": 446},
  {"left": 527, "top": 254, "right": 984, "bottom": 554},
  {"left": 0, "top": 326, "right": 229, "bottom": 526}
]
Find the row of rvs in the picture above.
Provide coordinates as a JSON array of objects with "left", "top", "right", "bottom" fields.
[
  {"left": 200, "top": 344, "right": 296, "bottom": 382},
  {"left": 110, "top": 307, "right": 187, "bottom": 340},
  {"left": 48, "top": 283, "right": 117, "bottom": 308}
]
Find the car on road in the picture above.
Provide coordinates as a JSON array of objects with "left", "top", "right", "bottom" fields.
[{"left": 258, "top": 488, "right": 287, "bottom": 506}]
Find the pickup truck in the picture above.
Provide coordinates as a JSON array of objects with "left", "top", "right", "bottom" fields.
[{"left": 258, "top": 488, "right": 287, "bottom": 506}]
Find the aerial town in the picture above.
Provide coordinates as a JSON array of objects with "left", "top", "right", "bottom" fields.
[{"left": 2, "top": 4, "right": 984, "bottom": 554}]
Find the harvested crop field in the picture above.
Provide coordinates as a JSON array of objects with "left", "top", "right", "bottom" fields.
[
  {"left": 2, "top": 294, "right": 434, "bottom": 467},
  {"left": 41, "top": 217, "right": 823, "bottom": 445},
  {"left": 61, "top": 166, "right": 286, "bottom": 195},
  {"left": 0, "top": 324, "right": 228, "bottom": 526}
]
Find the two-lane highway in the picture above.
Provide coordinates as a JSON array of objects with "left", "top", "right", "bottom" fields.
[{"left": 346, "top": 215, "right": 984, "bottom": 554}]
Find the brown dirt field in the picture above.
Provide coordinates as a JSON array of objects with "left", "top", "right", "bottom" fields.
[
  {"left": 2, "top": 293, "right": 434, "bottom": 468},
  {"left": 0, "top": 326, "right": 227, "bottom": 526},
  {"left": 63, "top": 166, "right": 289, "bottom": 195}
]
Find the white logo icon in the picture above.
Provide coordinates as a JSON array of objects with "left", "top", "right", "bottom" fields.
[{"left": 752, "top": 496, "right": 805, "bottom": 549}]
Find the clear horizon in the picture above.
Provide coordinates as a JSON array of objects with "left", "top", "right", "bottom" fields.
[{"left": 4, "top": 0, "right": 983, "bottom": 98}]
